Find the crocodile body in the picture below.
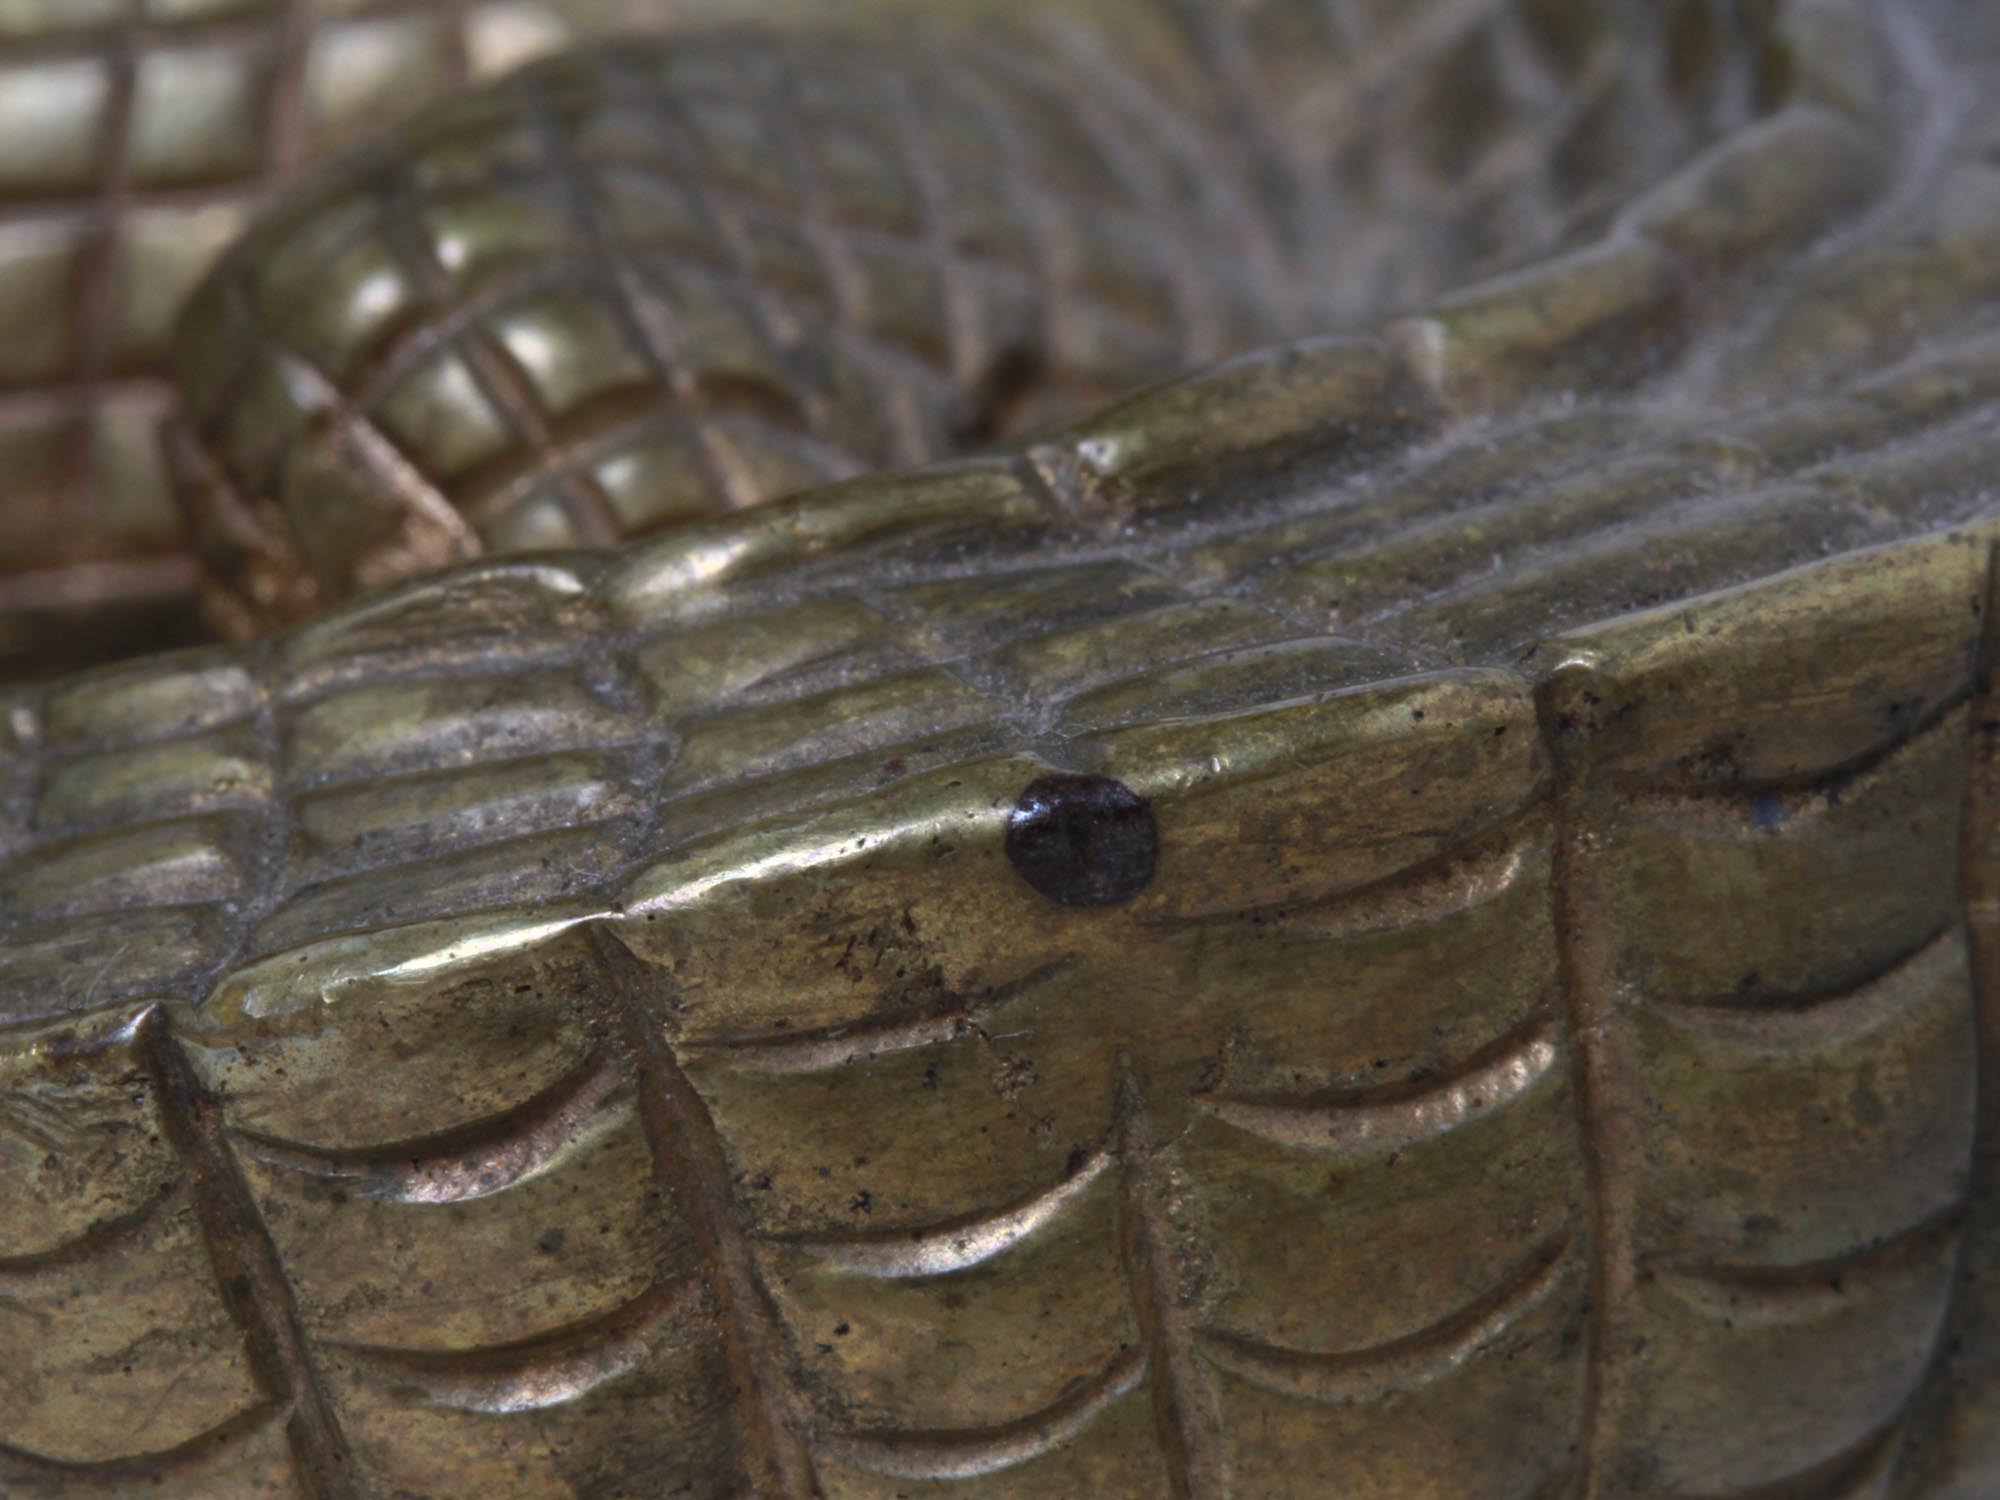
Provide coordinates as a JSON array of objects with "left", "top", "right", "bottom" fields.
[{"left": 5, "top": 1, "right": 2000, "bottom": 1496}]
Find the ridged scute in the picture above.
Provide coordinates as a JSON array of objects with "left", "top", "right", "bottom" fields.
[
  {"left": 0, "top": 0, "right": 670, "bottom": 684},
  {"left": 6, "top": 0, "right": 2000, "bottom": 1496},
  {"left": 167, "top": 0, "right": 1785, "bottom": 631}
]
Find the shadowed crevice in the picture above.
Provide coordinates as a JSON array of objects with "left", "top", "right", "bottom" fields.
[
  {"left": 140, "top": 1010, "right": 367, "bottom": 1500},
  {"left": 590, "top": 925, "right": 822, "bottom": 1500}
]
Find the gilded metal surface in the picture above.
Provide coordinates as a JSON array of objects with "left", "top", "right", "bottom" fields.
[
  {"left": 0, "top": 0, "right": 1778, "bottom": 673},
  {"left": 7, "top": 0, "right": 2000, "bottom": 1496},
  {"left": 0, "top": 0, "right": 698, "bottom": 683},
  {"left": 164, "top": 0, "right": 1792, "bottom": 634}
]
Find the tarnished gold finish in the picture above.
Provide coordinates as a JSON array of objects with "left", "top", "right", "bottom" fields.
[
  {"left": 165, "top": 9, "right": 1282, "bottom": 630},
  {"left": 9, "top": 0, "right": 2000, "bottom": 1496},
  {"left": 0, "top": 0, "right": 1784, "bottom": 675},
  {"left": 166, "top": 0, "right": 1759, "bottom": 632},
  {"left": 0, "top": 0, "right": 703, "bottom": 683}
]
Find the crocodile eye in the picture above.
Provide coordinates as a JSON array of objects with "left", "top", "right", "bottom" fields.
[{"left": 1005, "top": 774, "right": 1157, "bottom": 907}]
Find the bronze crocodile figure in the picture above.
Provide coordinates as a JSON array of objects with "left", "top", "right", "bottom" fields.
[{"left": 4, "top": 1, "right": 2000, "bottom": 1496}]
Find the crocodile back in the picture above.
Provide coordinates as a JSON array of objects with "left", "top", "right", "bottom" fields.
[{"left": 5, "top": 2, "right": 2000, "bottom": 1496}]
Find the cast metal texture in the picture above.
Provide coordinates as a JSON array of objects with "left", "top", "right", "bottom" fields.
[
  {"left": 0, "top": 0, "right": 688, "bottom": 683},
  {"left": 6, "top": 0, "right": 2000, "bottom": 1497},
  {"left": 165, "top": 0, "right": 1724, "bottom": 628}
]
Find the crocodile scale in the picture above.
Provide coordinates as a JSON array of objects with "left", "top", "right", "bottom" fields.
[{"left": 5, "top": 1, "right": 2000, "bottom": 1496}]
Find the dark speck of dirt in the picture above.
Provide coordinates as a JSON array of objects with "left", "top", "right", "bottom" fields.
[
  {"left": 1750, "top": 791, "right": 1789, "bottom": 832},
  {"left": 1005, "top": 774, "right": 1158, "bottom": 907}
]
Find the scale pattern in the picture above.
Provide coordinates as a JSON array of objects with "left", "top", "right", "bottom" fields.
[
  {"left": 0, "top": 0, "right": 674, "bottom": 683},
  {"left": 4, "top": 0, "right": 2000, "bottom": 1496},
  {"left": 0, "top": 0, "right": 1790, "bottom": 679},
  {"left": 166, "top": 19, "right": 1291, "bottom": 626},
  {"left": 168, "top": 0, "right": 1777, "bottom": 629}
]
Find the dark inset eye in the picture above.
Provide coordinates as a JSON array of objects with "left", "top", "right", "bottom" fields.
[{"left": 1005, "top": 774, "right": 1157, "bottom": 907}]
